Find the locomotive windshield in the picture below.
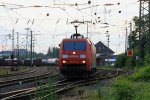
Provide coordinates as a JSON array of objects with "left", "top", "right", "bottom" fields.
[{"left": 63, "top": 41, "right": 86, "bottom": 50}]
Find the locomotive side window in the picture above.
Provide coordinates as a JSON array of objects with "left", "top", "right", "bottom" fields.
[
  {"left": 75, "top": 42, "right": 86, "bottom": 50},
  {"left": 63, "top": 42, "right": 86, "bottom": 50},
  {"left": 63, "top": 42, "right": 74, "bottom": 50}
]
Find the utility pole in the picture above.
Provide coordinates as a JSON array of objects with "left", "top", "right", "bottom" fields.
[
  {"left": 30, "top": 30, "right": 33, "bottom": 67},
  {"left": 148, "top": 0, "right": 150, "bottom": 57},
  {"left": 25, "top": 28, "right": 30, "bottom": 60},
  {"left": 11, "top": 18, "right": 18, "bottom": 60},
  {"left": 125, "top": 27, "right": 128, "bottom": 53},
  {"left": 33, "top": 37, "right": 35, "bottom": 61},
  {"left": 106, "top": 31, "right": 110, "bottom": 62},
  {"left": 130, "top": 22, "right": 133, "bottom": 49},
  {"left": 84, "top": 21, "right": 92, "bottom": 38},
  {"left": 11, "top": 29, "right": 15, "bottom": 70},
  {"left": 17, "top": 32, "right": 19, "bottom": 68},
  {"left": 2, "top": 45, "right": 4, "bottom": 58},
  {"left": 12, "top": 29, "right": 14, "bottom": 58},
  {"left": 130, "top": 23, "right": 132, "bottom": 39}
]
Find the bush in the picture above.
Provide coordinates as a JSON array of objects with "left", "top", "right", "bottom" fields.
[
  {"left": 144, "top": 54, "right": 150, "bottom": 65},
  {"left": 115, "top": 54, "right": 127, "bottom": 68},
  {"left": 86, "top": 86, "right": 114, "bottom": 100},
  {"left": 86, "top": 90, "right": 101, "bottom": 100},
  {"left": 134, "top": 82, "right": 150, "bottom": 100},
  {"left": 34, "top": 75, "right": 58, "bottom": 100},
  {"left": 125, "top": 55, "right": 136, "bottom": 67},
  {"left": 112, "top": 77, "right": 135, "bottom": 100},
  {"left": 86, "top": 77, "right": 150, "bottom": 100},
  {"left": 133, "top": 66, "right": 150, "bottom": 81}
]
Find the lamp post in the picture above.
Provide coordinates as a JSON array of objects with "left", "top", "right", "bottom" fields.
[
  {"left": 25, "top": 27, "right": 30, "bottom": 60},
  {"left": 17, "top": 32, "right": 20, "bottom": 68},
  {"left": 30, "top": 30, "right": 33, "bottom": 67},
  {"left": 105, "top": 31, "right": 110, "bottom": 64}
]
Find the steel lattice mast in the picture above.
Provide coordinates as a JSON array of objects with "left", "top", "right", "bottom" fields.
[{"left": 139, "top": 0, "right": 150, "bottom": 65}]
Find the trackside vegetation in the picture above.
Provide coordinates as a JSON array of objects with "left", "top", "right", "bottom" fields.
[
  {"left": 86, "top": 15, "right": 150, "bottom": 100},
  {"left": 34, "top": 75, "right": 58, "bottom": 100},
  {"left": 86, "top": 66, "right": 150, "bottom": 100}
]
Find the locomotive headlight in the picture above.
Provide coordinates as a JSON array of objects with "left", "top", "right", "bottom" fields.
[
  {"left": 62, "top": 55, "right": 68, "bottom": 58},
  {"left": 62, "top": 60, "right": 66, "bottom": 63},
  {"left": 73, "top": 51, "right": 76, "bottom": 54},
  {"left": 81, "top": 60, "right": 86, "bottom": 64},
  {"left": 80, "top": 54, "right": 86, "bottom": 58}
]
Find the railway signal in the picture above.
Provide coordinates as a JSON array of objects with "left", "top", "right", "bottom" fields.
[{"left": 127, "top": 50, "right": 133, "bottom": 56}]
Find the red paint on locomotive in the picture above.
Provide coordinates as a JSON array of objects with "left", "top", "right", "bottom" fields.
[{"left": 58, "top": 37, "right": 96, "bottom": 78}]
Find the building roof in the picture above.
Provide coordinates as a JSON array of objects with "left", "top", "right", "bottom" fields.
[
  {"left": 0, "top": 49, "right": 30, "bottom": 56},
  {"left": 95, "top": 41, "right": 114, "bottom": 55},
  {"left": 0, "top": 51, "right": 12, "bottom": 55}
]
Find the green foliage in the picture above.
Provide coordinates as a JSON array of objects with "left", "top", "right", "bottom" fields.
[
  {"left": 34, "top": 75, "right": 57, "bottom": 100},
  {"left": 0, "top": 68, "right": 8, "bottom": 75},
  {"left": 115, "top": 48, "right": 140, "bottom": 68},
  {"left": 46, "top": 47, "right": 59, "bottom": 58},
  {"left": 112, "top": 76, "right": 150, "bottom": 100},
  {"left": 47, "top": 46, "right": 51, "bottom": 55},
  {"left": 98, "top": 86, "right": 115, "bottom": 100},
  {"left": 86, "top": 78, "right": 136, "bottom": 100},
  {"left": 88, "top": 64, "right": 150, "bottom": 100},
  {"left": 87, "top": 87, "right": 113, "bottom": 100},
  {"left": 115, "top": 53, "right": 127, "bottom": 68},
  {"left": 134, "top": 82, "right": 150, "bottom": 100},
  {"left": 133, "top": 66, "right": 150, "bottom": 81},
  {"left": 125, "top": 55, "right": 136, "bottom": 67},
  {"left": 144, "top": 54, "right": 150, "bottom": 65},
  {"left": 112, "top": 77, "right": 135, "bottom": 100},
  {"left": 127, "top": 16, "right": 150, "bottom": 67},
  {"left": 128, "top": 30, "right": 138, "bottom": 49},
  {"left": 36, "top": 53, "right": 45, "bottom": 58},
  {"left": 1, "top": 55, "right": 9, "bottom": 59},
  {"left": 86, "top": 90, "right": 101, "bottom": 100},
  {"left": 86, "top": 73, "right": 150, "bottom": 100}
]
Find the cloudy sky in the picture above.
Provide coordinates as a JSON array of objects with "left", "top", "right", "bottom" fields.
[{"left": 0, "top": 0, "right": 139, "bottom": 54}]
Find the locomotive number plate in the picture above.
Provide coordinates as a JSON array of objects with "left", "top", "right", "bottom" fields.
[{"left": 68, "top": 55, "right": 79, "bottom": 58}]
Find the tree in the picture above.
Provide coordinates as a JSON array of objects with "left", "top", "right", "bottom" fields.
[
  {"left": 128, "top": 31, "right": 138, "bottom": 49},
  {"left": 52, "top": 47, "right": 59, "bottom": 58},
  {"left": 37, "top": 53, "right": 45, "bottom": 58},
  {"left": 47, "top": 46, "right": 51, "bottom": 55}
]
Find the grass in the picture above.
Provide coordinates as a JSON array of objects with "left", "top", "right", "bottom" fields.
[
  {"left": 132, "top": 66, "right": 150, "bottom": 81},
  {"left": 0, "top": 68, "right": 8, "bottom": 75},
  {"left": 86, "top": 79, "right": 150, "bottom": 100},
  {"left": 34, "top": 75, "right": 58, "bottom": 100},
  {"left": 85, "top": 66, "right": 150, "bottom": 100},
  {"left": 134, "top": 82, "right": 150, "bottom": 100},
  {"left": 0, "top": 66, "right": 30, "bottom": 75}
]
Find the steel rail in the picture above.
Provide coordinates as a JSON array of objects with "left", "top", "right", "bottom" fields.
[{"left": 1, "top": 69, "right": 124, "bottom": 100}]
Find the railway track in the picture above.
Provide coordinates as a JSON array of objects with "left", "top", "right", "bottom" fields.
[
  {"left": 0, "top": 68, "right": 126, "bottom": 100},
  {"left": 0, "top": 66, "right": 61, "bottom": 98},
  {"left": 0, "top": 71, "right": 52, "bottom": 88},
  {"left": 0, "top": 68, "right": 37, "bottom": 78},
  {"left": 0, "top": 66, "right": 60, "bottom": 87},
  {"left": 0, "top": 73, "right": 61, "bottom": 100}
]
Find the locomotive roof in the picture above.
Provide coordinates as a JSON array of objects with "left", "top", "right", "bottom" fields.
[
  {"left": 63, "top": 38, "right": 88, "bottom": 41},
  {"left": 62, "top": 38, "right": 92, "bottom": 44}
]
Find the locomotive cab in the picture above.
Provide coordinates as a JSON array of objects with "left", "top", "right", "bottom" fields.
[{"left": 58, "top": 33, "right": 96, "bottom": 78}]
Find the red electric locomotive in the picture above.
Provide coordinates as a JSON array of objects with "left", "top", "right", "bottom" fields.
[{"left": 58, "top": 33, "right": 96, "bottom": 79}]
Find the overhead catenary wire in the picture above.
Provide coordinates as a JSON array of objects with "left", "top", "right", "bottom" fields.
[{"left": 0, "top": 0, "right": 139, "bottom": 54}]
